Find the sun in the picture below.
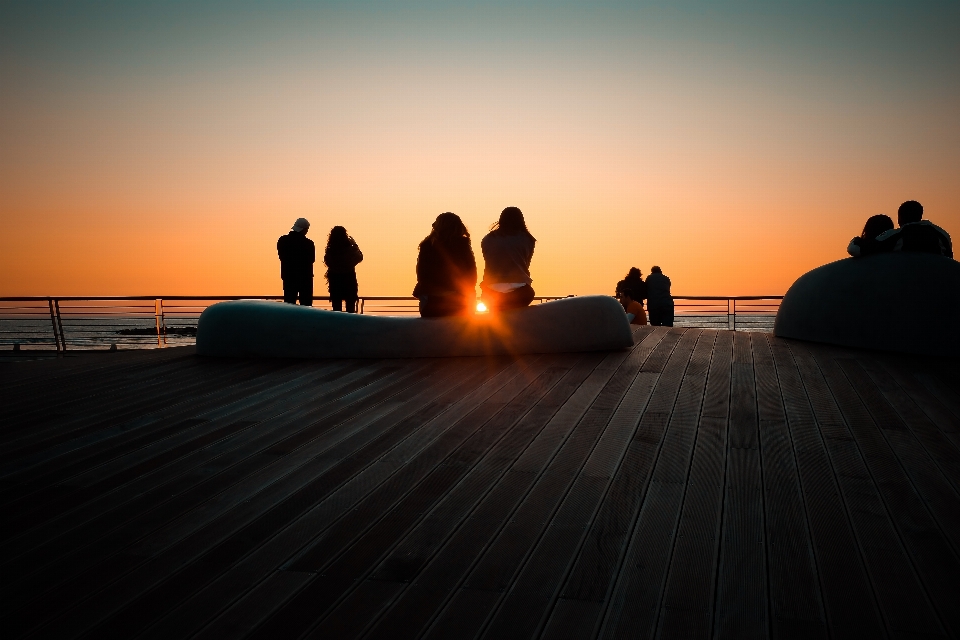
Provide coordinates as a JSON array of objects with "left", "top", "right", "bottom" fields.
[{"left": 476, "top": 301, "right": 488, "bottom": 313}]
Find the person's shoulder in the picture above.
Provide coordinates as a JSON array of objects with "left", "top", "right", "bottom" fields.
[
  {"left": 875, "top": 227, "right": 900, "bottom": 241},
  {"left": 923, "top": 220, "right": 952, "bottom": 239}
]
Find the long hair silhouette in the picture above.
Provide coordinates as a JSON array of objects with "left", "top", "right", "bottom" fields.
[
  {"left": 488, "top": 207, "right": 536, "bottom": 241},
  {"left": 426, "top": 212, "right": 470, "bottom": 246},
  {"left": 325, "top": 225, "right": 357, "bottom": 251}
]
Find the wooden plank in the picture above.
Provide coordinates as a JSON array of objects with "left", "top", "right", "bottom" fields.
[
  {"left": 0, "top": 345, "right": 187, "bottom": 393},
  {"left": 4, "top": 358, "right": 453, "bottom": 637},
  {"left": 1, "top": 355, "right": 282, "bottom": 453},
  {"left": 295, "top": 358, "right": 609, "bottom": 640},
  {"left": 361, "top": 331, "right": 670, "bottom": 640},
  {"left": 424, "top": 332, "right": 689, "bottom": 637},
  {"left": 710, "top": 331, "right": 768, "bottom": 640},
  {"left": 654, "top": 330, "right": 731, "bottom": 640},
  {"left": 823, "top": 352, "right": 960, "bottom": 635},
  {"left": 753, "top": 334, "right": 826, "bottom": 639},
  {"left": 846, "top": 358, "right": 960, "bottom": 543},
  {"left": 789, "top": 340, "right": 945, "bottom": 638},
  {"left": 0, "top": 360, "right": 301, "bottom": 488},
  {"left": 1, "top": 360, "right": 467, "bottom": 613},
  {"left": 130, "top": 358, "right": 509, "bottom": 640},
  {"left": 48, "top": 357, "right": 545, "bottom": 638},
  {"left": 480, "top": 328, "right": 680, "bottom": 640},
  {"left": 912, "top": 370, "right": 960, "bottom": 421},
  {"left": 767, "top": 336, "right": 885, "bottom": 639},
  {"left": 878, "top": 359, "right": 960, "bottom": 451},
  {"left": 484, "top": 330, "right": 711, "bottom": 640},
  {"left": 860, "top": 358, "right": 960, "bottom": 491},
  {"left": 193, "top": 570, "right": 316, "bottom": 640},
  {"left": 0, "top": 359, "right": 345, "bottom": 478},
  {"left": 2, "top": 362, "right": 394, "bottom": 537},
  {"left": 1, "top": 362, "right": 374, "bottom": 563},
  {"left": 243, "top": 360, "right": 580, "bottom": 639},
  {"left": 0, "top": 348, "right": 208, "bottom": 421}
]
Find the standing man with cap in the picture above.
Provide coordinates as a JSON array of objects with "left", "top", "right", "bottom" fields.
[{"left": 277, "top": 218, "right": 316, "bottom": 305}]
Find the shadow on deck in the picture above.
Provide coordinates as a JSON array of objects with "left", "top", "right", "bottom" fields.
[{"left": 1, "top": 327, "right": 958, "bottom": 639}]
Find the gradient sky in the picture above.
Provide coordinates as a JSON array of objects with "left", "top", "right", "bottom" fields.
[{"left": 2, "top": 0, "right": 958, "bottom": 297}]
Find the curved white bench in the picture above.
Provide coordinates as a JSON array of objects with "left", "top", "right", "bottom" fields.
[
  {"left": 774, "top": 252, "right": 960, "bottom": 357},
  {"left": 196, "top": 295, "right": 633, "bottom": 358}
]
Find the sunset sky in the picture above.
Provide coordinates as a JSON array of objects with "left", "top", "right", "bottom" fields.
[{"left": 2, "top": 1, "right": 958, "bottom": 297}]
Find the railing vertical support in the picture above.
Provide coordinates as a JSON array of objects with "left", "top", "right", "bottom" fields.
[
  {"left": 47, "top": 297, "right": 63, "bottom": 353},
  {"left": 155, "top": 299, "right": 167, "bottom": 347},
  {"left": 359, "top": 298, "right": 365, "bottom": 315},
  {"left": 732, "top": 298, "right": 737, "bottom": 331},
  {"left": 54, "top": 299, "right": 66, "bottom": 351}
]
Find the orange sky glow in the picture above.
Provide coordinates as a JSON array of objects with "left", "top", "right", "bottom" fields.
[{"left": 2, "top": 3, "right": 958, "bottom": 298}]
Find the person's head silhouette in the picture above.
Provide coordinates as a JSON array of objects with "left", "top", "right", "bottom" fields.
[
  {"left": 291, "top": 217, "right": 310, "bottom": 235},
  {"left": 862, "top": 215, "right": 894, "bottom": 239},
  {"left": 898, "top": 201, "right": 923, "bottom": 226}
]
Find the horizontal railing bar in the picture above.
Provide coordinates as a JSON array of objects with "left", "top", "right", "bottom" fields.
[{"left": 1, "top": 295, "right": 783, "bottom": 302}]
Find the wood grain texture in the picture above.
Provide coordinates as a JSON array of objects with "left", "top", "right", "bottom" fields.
[{"left": 1, "top": 331, "right": 957, "bottom": 640}]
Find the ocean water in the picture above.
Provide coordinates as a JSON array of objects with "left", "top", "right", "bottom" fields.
[{"left": 0, "top": 312, "right": 776, "bottom": 351}]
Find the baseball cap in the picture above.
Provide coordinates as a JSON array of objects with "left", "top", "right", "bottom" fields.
[{"left": 291, "top": 218, "right": 310, "bottom": 232}]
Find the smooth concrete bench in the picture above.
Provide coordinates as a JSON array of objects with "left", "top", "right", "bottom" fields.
[
  {"left": 196, "top": 295, "right": 634, "bottom": 358},
  {"left": 774, "top": 252, "right": 960, "bottom": 357}
]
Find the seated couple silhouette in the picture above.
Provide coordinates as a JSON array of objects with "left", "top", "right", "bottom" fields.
[
  {"left": 414, "top": 207, "right": 536, "bottom": 318},
  {"left": 848, "top": 200, "right": 953, "bottom": 259}
]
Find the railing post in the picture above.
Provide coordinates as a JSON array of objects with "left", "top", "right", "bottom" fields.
[
  {"left": 732, "top": 298, "right": 737, "bottom": 331},
  {"left": 54, "top": 299, "right": 66, "bottom": 351},
  {"left": 359, "top": 298, "right": 365, "bottom": 315},
  {"left": 155, "top": 299, "right": 166, "bottom": 347},
  {"left": 47, "top": 297, "right": 63, "bottom": 353}
]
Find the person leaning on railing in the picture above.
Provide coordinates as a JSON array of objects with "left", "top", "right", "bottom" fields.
[
  {"left": 479, "top": 207, "right": 536, "bottom": 312},
  {"left": 323, "top": 226, "right": 363, "bottom": 313},
  {"left": 645, "top": 266, "right": 674, "bottom": 327},
  {"left": 413, "top": 212, "right": 478, "bottom": 317}
]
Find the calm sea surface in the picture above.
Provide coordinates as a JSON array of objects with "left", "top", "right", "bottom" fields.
[{"left": 1, "top": 313, "right": 776, "bottom": 351}]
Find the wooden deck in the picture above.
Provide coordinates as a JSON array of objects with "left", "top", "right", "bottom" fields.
[{"left": 2, "top": 327, "right": 959, "bottom": 640}]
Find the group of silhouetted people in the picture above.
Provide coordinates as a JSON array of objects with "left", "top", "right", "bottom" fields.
[
  {"left": 277, "top": 207, "right": 538, "bottom": 318},
  {"left": 413, "top": 207, "right": 537, "bottom": 317},
  {"left": 273, "top": 198, "right": 952, "bottom": 323},
  {"left": 277, "top": 218, "right": 364, "bottom": 311},
  {"left": 848, "top": 200, "right": 953, "bottom": 259},
  {"left": 615, "top": 266, "right": 674, "bottom": 326}
]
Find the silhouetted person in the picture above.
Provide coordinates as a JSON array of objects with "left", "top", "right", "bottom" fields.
[
  {"left": 480, "top": 207, "right": 536, "bottom": 311},
  {"left": 324, "top": 226, "right": 363, "bottom": 313},
  {"left": 615, "top": 267, "right": 648, "bottom": 307},
  {"left": 873, "top": 200, "right": 953, "bottom": 258},
  {"left": 277, "top": 218, "right": 315, "bottom": 306},
  {"left": 413, "top": 212, "right": 478, "bottom": 317},
  {"left": 847, "top": 214, "right": 895, "bottom": 257},
  {"left": 646, "top": 265, "right": 674, "bottom": 326},
  {"left": 619, "top": 289, "right": 648, "bottom": 326}
]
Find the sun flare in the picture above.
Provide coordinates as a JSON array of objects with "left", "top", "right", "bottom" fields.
[{"left": 476, "top": 301, "right": 488, "bottom": 313}]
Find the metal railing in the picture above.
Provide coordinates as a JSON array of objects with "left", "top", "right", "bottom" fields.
[{"left": 0, "top": 295, "right": 782, "bottom": 352}]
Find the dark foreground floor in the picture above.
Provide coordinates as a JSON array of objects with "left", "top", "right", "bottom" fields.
[{"left": 1, "top": 327, "right": 959, "bottom": 640}]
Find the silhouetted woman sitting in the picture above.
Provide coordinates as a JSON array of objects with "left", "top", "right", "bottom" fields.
[
  {"left": 479, "top": 207, "right": 536, "bottom": 311},
  {"left": 619, "top": 289, "right": 648, "bottom": 325},
  {"left": 413, "top": 212, "right": 478, "bottom": 317},
  {"left": 323, "top": 226, "right": 363, "bottom": 313},
  {"left": 847, "top": 215, "right": 894, "bottom": 258},
  {"left": 616, "top": 267, "right": 648, "bottom": 325}
]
